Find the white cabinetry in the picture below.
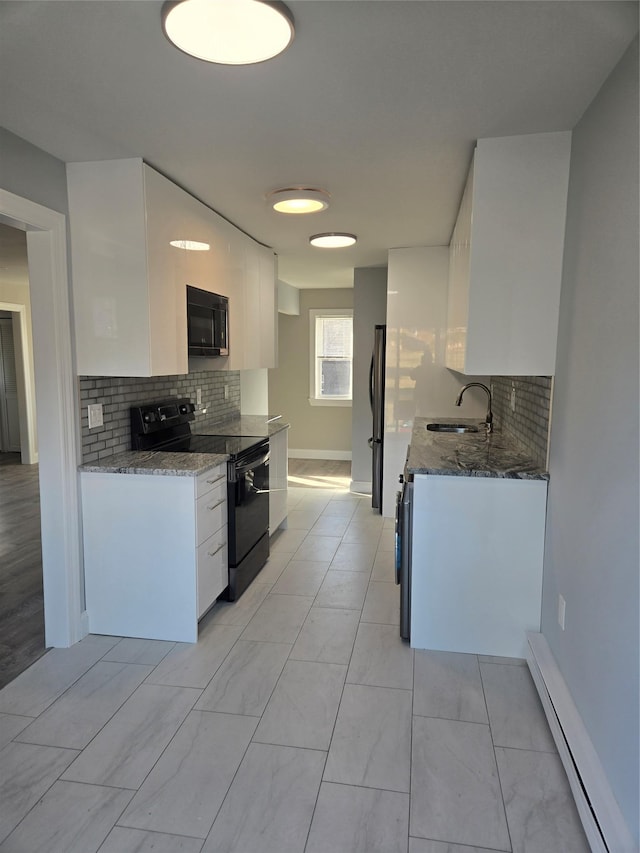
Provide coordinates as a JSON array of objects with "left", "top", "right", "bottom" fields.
[
  {"left": 81, "top": 464, "right": 227, "bottom": 642},
  {"left": 67, "top": 158, "right": 276, "bottom": 376},
  {"left": 410, "top": 474, "right": 547, "bottom": 658},
  {"left": 446, "top": 132, "right": 571, "bottom": 376},
  {"left": 229, "top": 241, "right": 277, "bottom": 371},
  {"left": 269, "top": 426, "right": 289, "bottom": 534}
]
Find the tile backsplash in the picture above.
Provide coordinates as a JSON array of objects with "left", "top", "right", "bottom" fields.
[
  {"left": 79, "top": 370, "right": 241, "bottom": 464},
  {"left": 490, "top": 376, "right": 552, "bottom": 468}
]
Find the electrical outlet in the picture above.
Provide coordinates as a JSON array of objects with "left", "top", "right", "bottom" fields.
[
  {"left": 558, "top": 594, "right": 566, "bottom": 631},
  {"left": 224, "top": 385, "right": 229, "bottom": 401},
  {"left": 510, "top": 385, "right": 516, "bottom": 412},
  {"left": 196, "top": 388, "right": 202, "bottom": 405},
  {"left": 87, "top": 403, "right": 103, "bottom": 429}
]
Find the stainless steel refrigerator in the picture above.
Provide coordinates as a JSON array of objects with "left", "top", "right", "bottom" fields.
[{"left": 369, "top": 324, "right": 386, "bottom": 512}]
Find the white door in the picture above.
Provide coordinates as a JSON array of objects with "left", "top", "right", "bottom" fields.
[{"left": 0, "top": 318, "right": 21, "bottom": 453}]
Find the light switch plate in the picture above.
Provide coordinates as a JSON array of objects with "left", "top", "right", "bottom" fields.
[{"left": 88, "top": 403, "right": 104, "bottom": 429}]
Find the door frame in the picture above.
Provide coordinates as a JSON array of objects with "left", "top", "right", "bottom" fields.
[{"left": 0, "top": 188, "right": 84, "bottom": 647}]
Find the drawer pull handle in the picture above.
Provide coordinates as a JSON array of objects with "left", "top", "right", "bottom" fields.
[
  {"left": 207, "top": 498, "right": 225, "bottom": 511},
  {"left": 208, "top": 542, "right": 225, "bottom": 558},
  {"left": 205, "top": 473, "right": 226, "bottom": 486}
]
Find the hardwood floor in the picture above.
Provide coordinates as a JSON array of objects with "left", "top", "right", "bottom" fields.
[
  {"left": 0, "top": 452, "right": 47, "bottom": 689},
  {"left": 287, "top": 458, "right": 352, "bottom": 491}
]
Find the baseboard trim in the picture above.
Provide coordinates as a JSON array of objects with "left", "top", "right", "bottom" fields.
[
  {"left": 527, "top": 632, "right": 637, "bottom": 853},
  {"left": 350, "top": 480, "right": 371, "bottom": 495},
  {"left": 288, "top": 449, "right": 352, "bottom": 461}
]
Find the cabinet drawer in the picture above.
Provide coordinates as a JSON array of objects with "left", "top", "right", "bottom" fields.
[
  {"left": 197, "top": 528, "right": 228, "bottom": 618},
  {"left": 197, "top": 466, "right": 227, "bottom": 499},
  {"left": 196, "top": 485, "right": 227, "bottom": 545}
]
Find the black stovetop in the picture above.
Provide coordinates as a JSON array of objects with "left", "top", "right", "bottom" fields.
[{"left": 130, "top": 398, "right": 267, "bottom": 460}]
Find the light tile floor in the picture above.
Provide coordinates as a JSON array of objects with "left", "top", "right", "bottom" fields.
[{"left": 0, "top": 481, "right": 591, "bottom": 852}]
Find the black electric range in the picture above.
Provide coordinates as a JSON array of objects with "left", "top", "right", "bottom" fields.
[
  {"left": 130, "top": 399, "right": 266, "bottom": 459},
  {"left": 130, "top": 399, "right": 270, "bottom": 601}
]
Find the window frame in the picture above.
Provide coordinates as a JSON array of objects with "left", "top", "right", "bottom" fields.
[{"left": 308, "top": 308, "right": 354, "bottom": 407}]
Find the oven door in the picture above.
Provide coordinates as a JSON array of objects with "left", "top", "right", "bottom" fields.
[{"left": 227, "top": 443, "right": 270, "bottom": 569}]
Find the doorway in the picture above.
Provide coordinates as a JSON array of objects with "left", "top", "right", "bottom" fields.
[
  {"left": 0, "top": 225, "right": 45, "bottom": 686},
  {"left": 0, "top": 187, "right": 83, "bottom": 653},
  {"left": 0, "top": 316, "right": 21, "bottom": 453}
]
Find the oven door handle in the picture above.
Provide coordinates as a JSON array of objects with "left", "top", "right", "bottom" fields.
[
  {"left": 234, "top": 450, "right": 270, "bottom": 478},
  {"left": 395, "top": 488, "right": 403, "bottom": 585}
]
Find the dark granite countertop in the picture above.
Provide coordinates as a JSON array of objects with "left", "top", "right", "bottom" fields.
[
  {"left": 406, "top": 417, "right": 548, "bottom": 480},
  {"left": 192, "top": 414, "right": 290, "bottom": 438},
  {"left": 80, "top": 450, "right": 228, "bottom": 477}
]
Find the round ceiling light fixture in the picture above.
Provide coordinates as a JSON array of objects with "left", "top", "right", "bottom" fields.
[
  {"left": 169, "top": 239, "right": 210, "bottom": 251},
  {"left": 162, "top": 0, "right": 295, "bottom": 65},
  {"left": 267, "top": 187, "right": 330, "bottom": 214},
  {"left": 309, "top": 232, "right": 357, "bottom": 248}
]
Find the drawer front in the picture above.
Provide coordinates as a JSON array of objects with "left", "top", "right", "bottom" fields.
[
  {"left": 196, "top": 484, "right": 227, "bottom": 545},
  {"left": 197, "top": 528, "right": 228, "bottom": 618},
  {"left": 196, "top": 466, "right": 227, "bottom": 500}
]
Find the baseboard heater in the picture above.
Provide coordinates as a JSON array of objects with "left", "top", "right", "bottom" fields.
[{"left": 527, "top": 633, "right": 637, "bottom": 853}]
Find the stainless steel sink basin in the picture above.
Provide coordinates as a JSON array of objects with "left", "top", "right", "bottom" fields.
[{"left": 426, "top": 423, "right": 479, "bottom": 434}]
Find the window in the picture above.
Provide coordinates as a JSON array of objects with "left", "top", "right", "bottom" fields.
[{"left": 309, "top": 309, "right": 353, "bottom": 406}]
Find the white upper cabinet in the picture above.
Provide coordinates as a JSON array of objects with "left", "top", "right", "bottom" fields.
[
  {"left": 446, "top": 132, "right": 572, "bottom": 376},
  {"left": 67, "top": 158, "right": 276, "bottom": 376},
  {"left": 228, "top": 239, "right": 277, "bottom": 371}
]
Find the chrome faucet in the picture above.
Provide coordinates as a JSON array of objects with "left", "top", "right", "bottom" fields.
[{"left": 455, "top": 383, "right": 493, "bottom": 433}]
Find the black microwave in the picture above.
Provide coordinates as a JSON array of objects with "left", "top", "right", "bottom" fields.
[{"left": 186, "top": 286, "right": 229, "bottom": 357}]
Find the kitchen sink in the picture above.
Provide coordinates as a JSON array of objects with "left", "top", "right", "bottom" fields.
[{"left": 426, "top": 423, "right": 479, "bottom": 434}]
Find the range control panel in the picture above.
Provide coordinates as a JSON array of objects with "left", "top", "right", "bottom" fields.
[{"left": 131, "top": 398, "right": 195, "bottom": 437}]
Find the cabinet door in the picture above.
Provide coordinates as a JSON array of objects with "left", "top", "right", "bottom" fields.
[
  {"left": 227, "top": 240, "right": 276, "bottom": 371},
  {"left": 144, "top": 165, "right": 192, "bottom": 376},
  {"left": 410, "top": 475, "right": 546, "bottom": 657},
  {"left": 259, "top": 248, "right": 277, "bottom": 369},
  {"left": 445, "top": 159, "right": 473, "bottom": 372},
  {"left": 197, "top": 529, "right": 228, "bottom": 617},
  {"left": 67, "top": 159, "right": 152, "bottom": 377},
  {"left": 196, "top": 480, "right": 227, "bottom": 545},
  {"left": 269, "top": 427, "right": 288, "bottom": 533},
  {"left": 445, "top": 133, "right": 571, "bottom": 376}
]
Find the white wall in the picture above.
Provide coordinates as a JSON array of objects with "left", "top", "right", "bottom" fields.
[
  {"left": 542, "top": 39, "right": 639, "bottom": 845},
  {"left": 351, "top": 266, "right": 387, "bottom": 491},
  {"left": 269, "top": 288, "right": 353, "bottom": 457},
  {"left": 240, "top": 368, "right": 268, "bottom": 416},
  {"left": 382, "top": 247, "right": 489, "bottom": 516},
  {"left": 277, "top": 279, "right": 300, "bottom": 316}
]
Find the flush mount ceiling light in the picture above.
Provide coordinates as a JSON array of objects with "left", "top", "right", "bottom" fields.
[
  {"left": 309, "top": 232, "right": 357, "bottom": 248},
  {"left": 169, "top": 239, "right": 210, "bottom": 250},
  {"left": 267, "top": 187, "right": 330, "bottom": 214},
  {"left": 162, "top": 0, "right": 295, "bottom": 65}
]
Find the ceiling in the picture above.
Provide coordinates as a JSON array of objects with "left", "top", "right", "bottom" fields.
[{"left": 0, "top": 1, "right": 637, "bottom": 289}]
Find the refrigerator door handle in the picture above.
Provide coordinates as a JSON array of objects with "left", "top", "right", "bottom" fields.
[{"left": 369, "top": 354, "right": 375, "bottom": 413}]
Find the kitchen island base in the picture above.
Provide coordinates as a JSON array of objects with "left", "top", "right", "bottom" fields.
[{"left": 410, "top": 474, "right": 547, "bottom": 659}]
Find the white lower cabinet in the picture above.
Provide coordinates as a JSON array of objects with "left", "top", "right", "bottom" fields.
[
  {"left": 195, "top": 468, "right": 228, "bottom": 619},
  {"left": 81, "top": 464, "right": 227, "bottom": 643},
  {"left": 410, "top": 474, "right": 547, "bottom": 658},
  {"left": 269, "top": 426, "right": 289, "bottom": 534}
]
